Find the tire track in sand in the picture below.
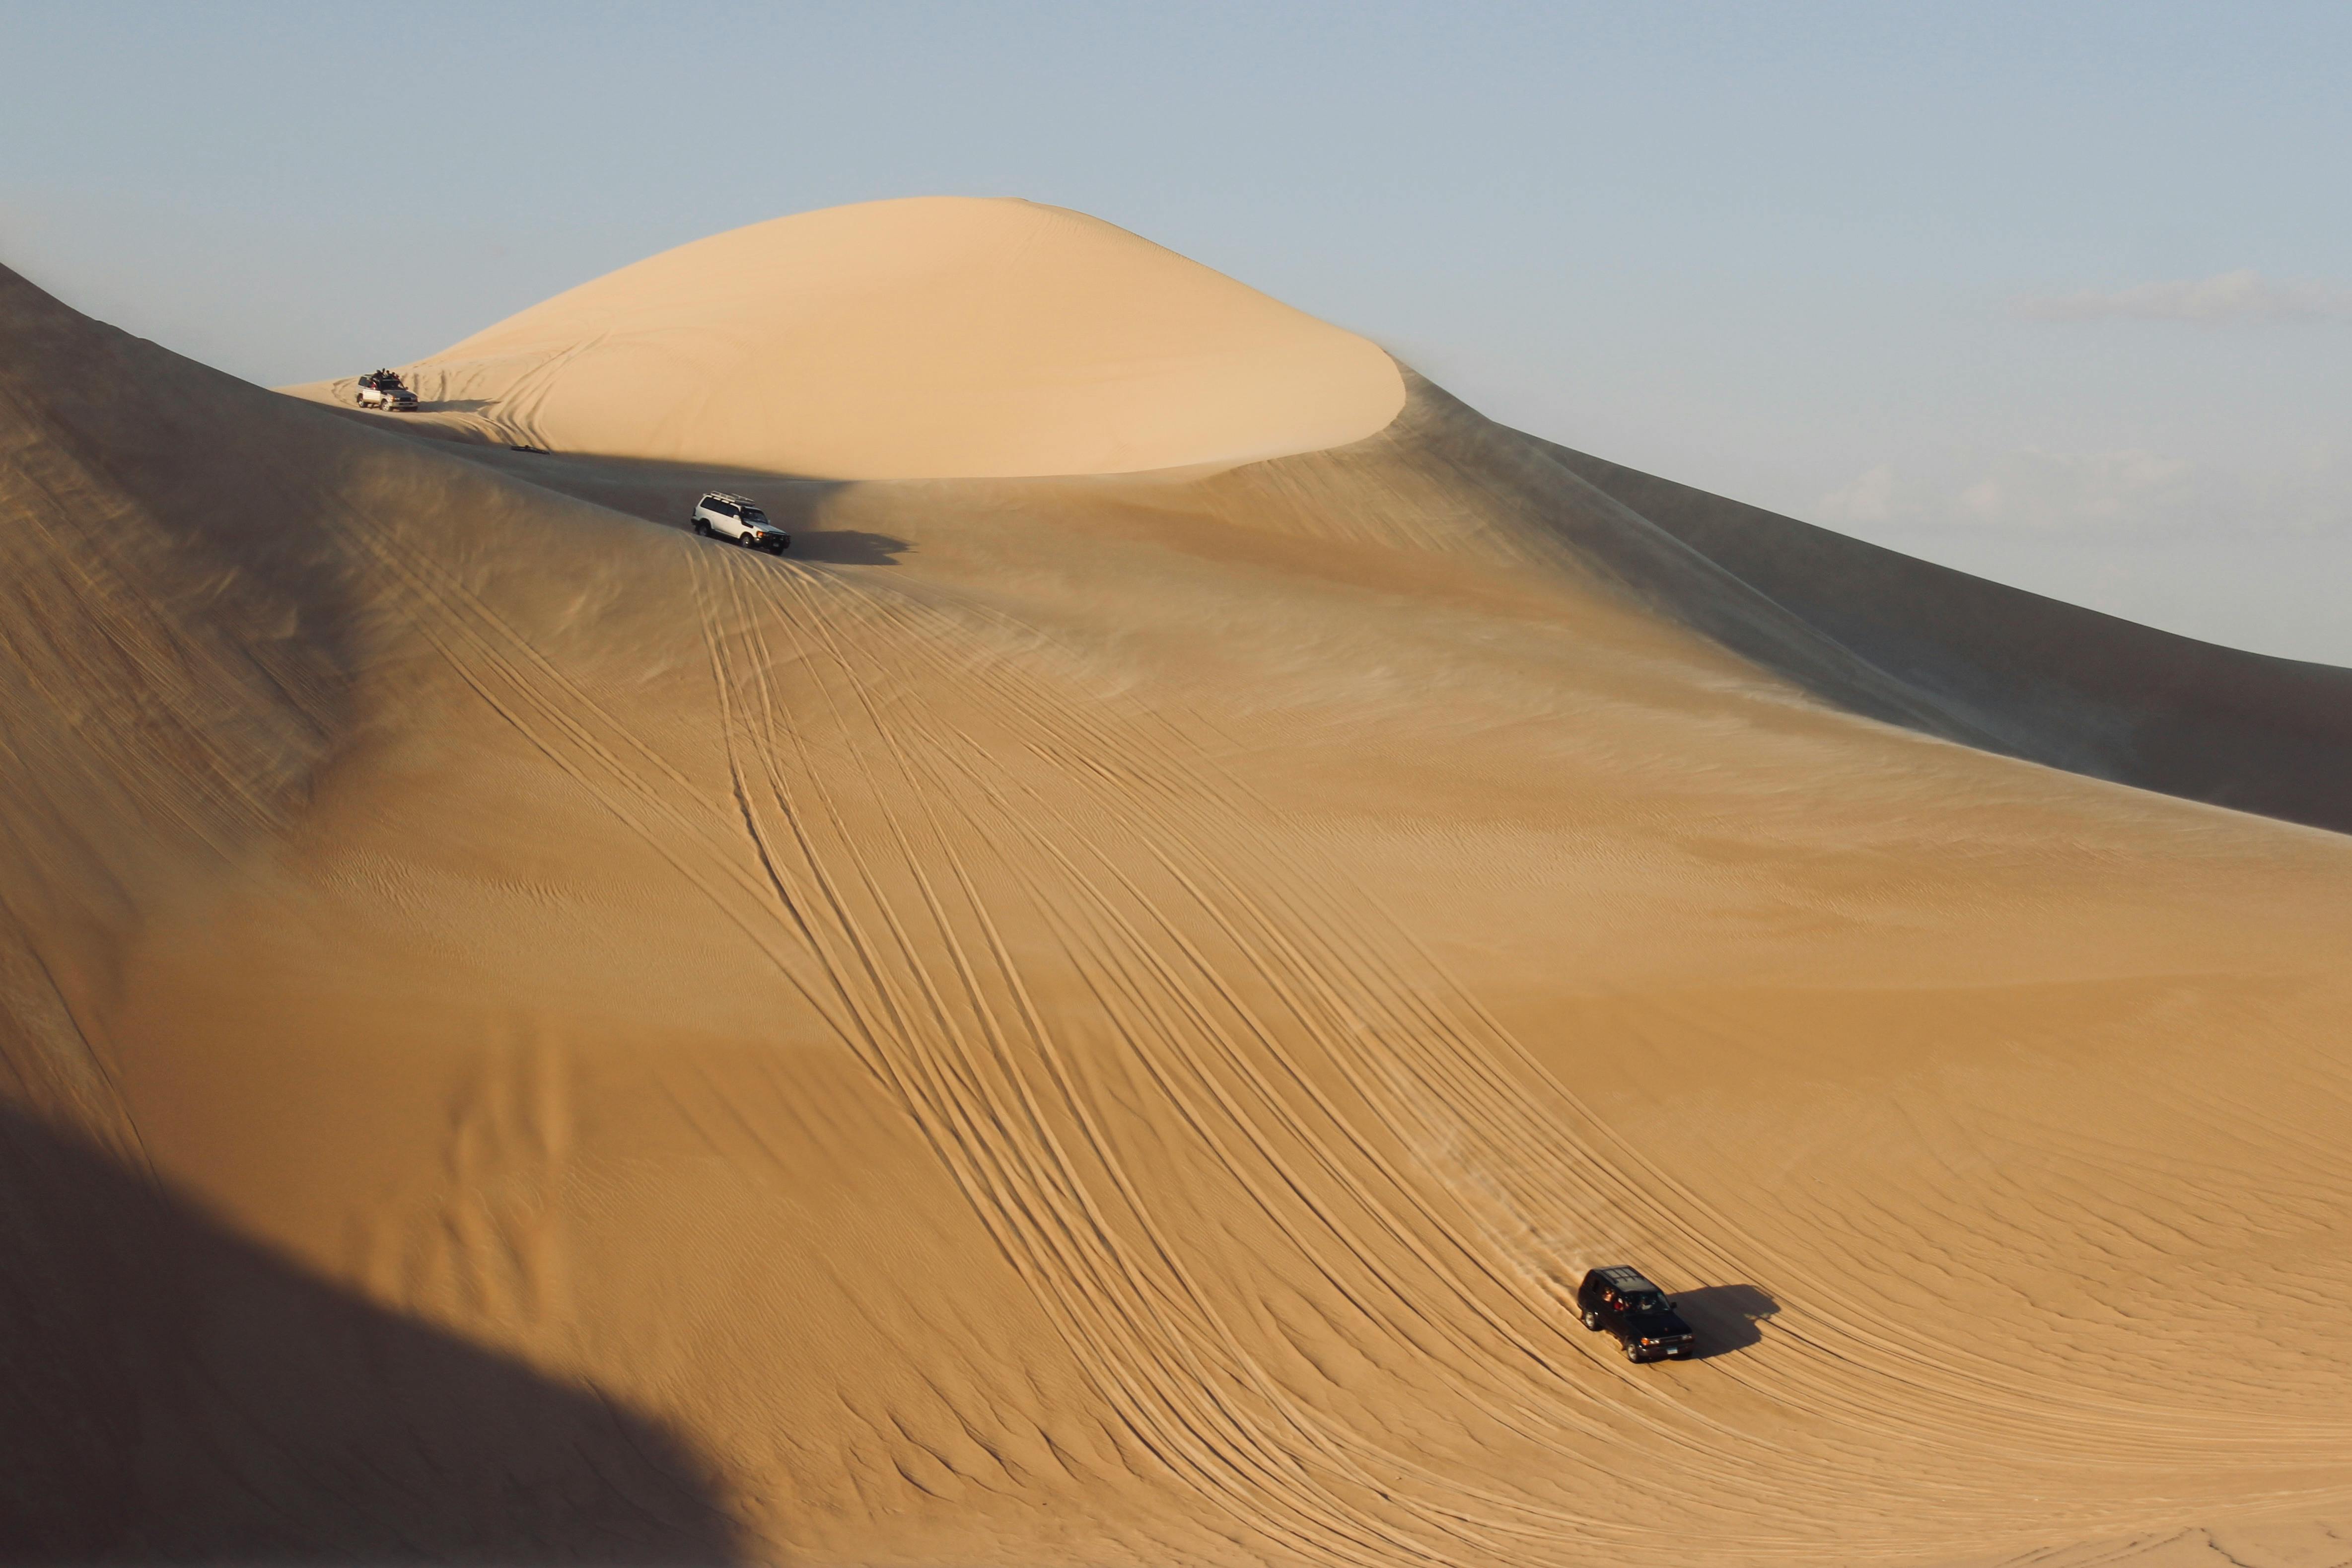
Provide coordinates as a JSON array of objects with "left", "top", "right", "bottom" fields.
[{"left": 339, "top": 508, "right": 2352, "bottom": 1562}]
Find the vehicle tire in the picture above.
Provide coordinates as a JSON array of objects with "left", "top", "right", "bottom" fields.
[
  {"left": 691, "top": 519, "right": 709, "bottom": 536},
  {"left": 1581, "top": 1309, "right": 1601, "bottom": 1331},
  {"left": 1625, "top": 1343, "right": 1646, "bottom": 1363}
]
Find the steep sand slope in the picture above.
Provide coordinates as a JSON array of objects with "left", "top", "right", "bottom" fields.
[
  {"left": 1537, "top": 432, "right": 2352, "bottom": 835},
  {"left": 7, "top": 252, "right": 2352, "bottom": 1568},
  {"left": 284, "top": 197, "right": 1405, "bottom": 479}
]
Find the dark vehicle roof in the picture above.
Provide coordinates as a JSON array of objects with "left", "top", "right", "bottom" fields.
[{"left": 1595, "top": 1266, "right": 1661, "bottom": 1293}]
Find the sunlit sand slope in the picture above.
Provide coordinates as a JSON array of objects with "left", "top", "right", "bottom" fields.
[
  {"left": 6, "top": 258, "right": 2352, "bottom": 1568},
  {"left": 284, "top": 197, "right": 1405, "bottom": 479}
]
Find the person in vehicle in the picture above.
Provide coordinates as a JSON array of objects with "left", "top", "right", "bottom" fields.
[{"left": 1575, "top": 1266, "right": 1699, "bottom": 1362}]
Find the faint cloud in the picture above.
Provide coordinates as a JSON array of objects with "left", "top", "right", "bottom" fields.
[
  {"left": 1953, "top": 448, "right": 2194, "bottom": 528},
  {"left": 2013, "top": 268, "right": 2352, "bottom": 323},
  {"left": 1818, "top": 446, "right": 2351, "bottom": 536},
  {"left": 1817, "top": 463, "right": 1900, "bottom": 526}
]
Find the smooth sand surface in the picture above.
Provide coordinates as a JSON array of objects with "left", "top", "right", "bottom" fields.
[
  {"left": 6, "top": 209, "right": 2352, "bottom": 1568},
  {"left": 284, "top": 197, "right": 1406, "bottom": 479}
]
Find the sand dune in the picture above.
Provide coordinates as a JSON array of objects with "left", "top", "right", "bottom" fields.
[
  {"left": 6, "top": 202, "right": 2352, "bottom": 1568},
  {"left": 284, "top": 197, "right": 1405, "bottom": 479},
  {"left": 1538, "top": 432, "right": 2352, "bottom": 835}
]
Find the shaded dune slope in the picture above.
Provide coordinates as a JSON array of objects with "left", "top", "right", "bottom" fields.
[
  {"left": 6, "top": 248, "right": 2352, "bottom": 1568},
  {"left": 0, "top": 1106, "right": 742, "bottom": 1562},
  {"left": 1537, "top": 431, "right": 2352, "bottom": 834},
  {"left": 0, "top": 267, "right": 743, "bottom": 1559}
]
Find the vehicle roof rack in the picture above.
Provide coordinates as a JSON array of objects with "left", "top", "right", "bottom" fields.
[
  {"left": 1598, "top": 1266, "right": 1660, "bottom": 1291},
  {"left": 703, "top": 491, "right": 761, "bottom": 507}
]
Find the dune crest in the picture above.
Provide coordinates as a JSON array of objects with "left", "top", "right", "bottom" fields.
[{"left": 290, "top": 197, "right": 1404, "bottom": 478}]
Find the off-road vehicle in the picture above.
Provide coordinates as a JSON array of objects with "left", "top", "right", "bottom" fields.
[
  {"left": 691, "top": 492, "right": 789, "bottom": 553},
  {"left": 1576, "top": 1266, "right": 1697, "bottom": 1363},
  {"left": 355, "top": 369, "right": 418, "bottom": 412}
]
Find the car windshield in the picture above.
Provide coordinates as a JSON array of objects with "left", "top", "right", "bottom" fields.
[{"left": 740, "top": 508, "right": 768, "bottom": 525}]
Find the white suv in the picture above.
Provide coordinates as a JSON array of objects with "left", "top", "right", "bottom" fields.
[
  {"left": 690, "top": 492, "right": 789, "bottom": 554},
  {"left": 355, "top": 369, "right": 418, "bottom": 412}
]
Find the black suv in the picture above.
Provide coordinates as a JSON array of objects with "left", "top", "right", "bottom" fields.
[{"left": 1576, "top": 1266, "right": 1697, "bottom": 1363}]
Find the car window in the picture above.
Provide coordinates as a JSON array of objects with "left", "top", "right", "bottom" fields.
[
  {"left": 740, "top": 508, "right": 768, "bottom": 524},
  {"left": 709, "top": 500, "right": 736, "bottom": 516}
]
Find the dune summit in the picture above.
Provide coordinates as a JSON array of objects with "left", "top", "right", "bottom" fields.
[
  {"left": 290, "top": 197, "right": 1405, "bottom": 478},
  {"left": 7, "top": 200, "right": 2352, "bottom": 1568}
]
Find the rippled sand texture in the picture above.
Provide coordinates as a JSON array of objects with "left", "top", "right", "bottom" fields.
[{"left": 6, "top": 203, "right": 2352, "bottom": 1567}]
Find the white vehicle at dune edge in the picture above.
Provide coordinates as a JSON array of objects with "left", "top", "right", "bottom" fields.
[
  {"left": 353, "top": 369, "right": 417, "bottom": 412},
  {"left": 690, "top": 492, "right": 789, "bottom": 553}
]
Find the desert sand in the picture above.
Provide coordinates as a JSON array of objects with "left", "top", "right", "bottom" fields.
[
  {"left": 287, "top": 198, "right": 1405, "bottom": 479},
  {"left": 6, "top": 198, "right": 2352, "bottom": 1567}
]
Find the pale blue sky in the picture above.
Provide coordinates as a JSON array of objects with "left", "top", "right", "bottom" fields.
[{"left": 4, "top": 1, "right": 2346, "bottom": 661}]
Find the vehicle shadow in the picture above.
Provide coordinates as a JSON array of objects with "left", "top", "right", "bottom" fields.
[
  {"left": 1672, "top": 1283, "right": 1780, "bottom": 1359},
  {"left": 0, "top": 1103, "right": 748, "bottom": 1563},
  {"left": 688, "top": 528, "right": 910, "bottom": 566},
  {"left": 771, "top": 529, "right": 910, "bottom": 566},
  {"left": 417, "top": 398, "right": 498, "bottom": 415}
]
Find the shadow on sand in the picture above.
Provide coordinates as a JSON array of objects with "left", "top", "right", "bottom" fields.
[
  {"left": 0, "top": 1104, "right": 746, "bottom": 1564},
  {"left": 1671, "top": 1283, "right": 1780, "bottom": 1359},
  {"left": 295, "top": 415, "right": 901, "bottom": 569},
  {"left": 713, "top": 528, "right": 910, "bottom": 566}
]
